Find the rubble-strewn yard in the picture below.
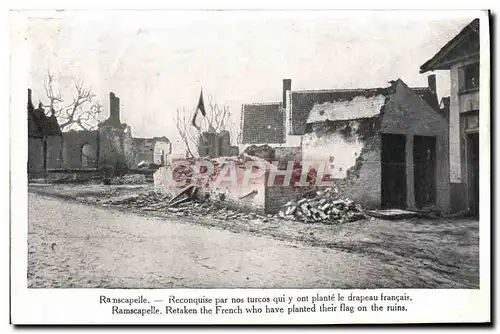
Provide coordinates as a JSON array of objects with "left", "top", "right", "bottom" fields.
[{"left": 29, "top": 183, "right": 479, "bottom": 288}]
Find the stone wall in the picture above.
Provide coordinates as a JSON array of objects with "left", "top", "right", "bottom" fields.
[
  {"left": 153, "top": 162, "right": 267, "bottom": 213},
  {"left": 98, "top": 125, "right": 132, "bottom": 169},
  {"left": 62, "top": 130, "right": 99, "bottom": 169},
  {"left": 28, "top": 138, "right": 44, "bottom": 176},
  {"left": 332, "top": 133, "right": 382, "bottom": 209},
  {"left": 28, "top": 136, "right": 63, "bottom": 177},
  {"left": 302, "top": 119, "right": 378, "bottom": 179}
]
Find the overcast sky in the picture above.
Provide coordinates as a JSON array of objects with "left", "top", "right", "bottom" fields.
[{"left": 26, "top": 11, "right": 474, "bottom": 154}]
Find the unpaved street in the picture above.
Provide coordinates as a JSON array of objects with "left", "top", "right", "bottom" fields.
[
  {"left": 28, "top": 192, "right": 479, "bottom": 289},
  {"left": 28, "top": 193, "right": 382, "bottom": 288}
]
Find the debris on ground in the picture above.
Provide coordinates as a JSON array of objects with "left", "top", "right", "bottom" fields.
[
  {"left": 100, "top": 188, "right": 274, "bottom": 222},
  {"left": 168, "top": 185, "right": 199, "bottom": 207},
  {"left": 101, "top": 190, "right": 171, "bottom": 208},
  {"left": 278, "top": 187, "right": 366, "bottom": 224},
  {"left": 109, "top": 174, "right": 150, "bottom": 185}
]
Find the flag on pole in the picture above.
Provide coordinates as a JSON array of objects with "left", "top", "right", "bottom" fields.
[{"left": 191, "top": 89, "right": 206, "bottom": 130}]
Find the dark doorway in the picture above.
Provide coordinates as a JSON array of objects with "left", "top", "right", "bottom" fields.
[
  {"left": 413, "top": 136, "right": 437, "bottom": 208},
  {"left": 467, "top": 133, "right": 479, "bottom": 217},
  {"left": 381, "top": 134, "right": 407, "bottom": 208}
]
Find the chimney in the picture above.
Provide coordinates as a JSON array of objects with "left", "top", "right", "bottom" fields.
[
  {"left": 428, "top": 74, "right": 437, "bottom": 94},
  {"left": 109, "top": 92, "right": 120, "bottom": 123},
  {"left": 283, "top": 79, "right": 291, "bottom": 109},
  {"left": 28, "top": 89, "right": 34, "bottom": 110}
]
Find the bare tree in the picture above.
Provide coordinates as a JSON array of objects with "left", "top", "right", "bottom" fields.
[
  {"left": 41, "top": 69, "right": 103, "bottom": 131},
  {"left": 174, "top": 95, "right": 236, "bottom": 158},
  {"left": 174, "top": 106, "right": 198, "bottom": 158}
]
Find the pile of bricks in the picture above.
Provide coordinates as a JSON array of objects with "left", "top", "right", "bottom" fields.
[{"left": 278, "top": 187, "right": 366, "bottom": 224}]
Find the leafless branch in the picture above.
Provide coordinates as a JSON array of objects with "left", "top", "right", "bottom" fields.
[
  {"left": 41, "top": 69, "right": 103, "bottom": 131},
  {"left": 174, "top": 94, "right": 237, "bottom": 157}
]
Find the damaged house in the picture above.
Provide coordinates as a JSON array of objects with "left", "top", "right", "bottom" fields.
[
  {"left": 301, "top": 79, "right": 450, "bottom": 212},
  {"left": 235, "top": 76, "right": 450, "bottom": 213}
]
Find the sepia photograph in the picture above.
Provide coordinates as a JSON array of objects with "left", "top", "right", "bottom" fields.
[{"left": 10, "top": 8, "right": 490, "bottom": 325}]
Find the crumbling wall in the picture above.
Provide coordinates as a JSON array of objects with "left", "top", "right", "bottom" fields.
[
  {"left": 274, "top": 146, "right": 302, "bottom": 163},
  {"left": 301, "top": 118, "right": 381, "bottom": 208},
  {"left": 243, "top": 145, "right": 275, "bottom": 162},
  {"left": 154, "top": 158, "right": 269, "bottom": 213},
  {"left": 46, "top": 135, "right": 63, "bottom": 169},
  {"left": 198, "top": 132, "right": 219, "bottom": 158},
  {"left": 28, "top": 135, "right": 63, "bottom": 177},
  {"left": 200, "top": 180, "right": 266, "bottom": 213},
  {"left": 28, "top": 138, "right": 43, "bottom": 177},
  {"left": 62, "top": 130, "right": 99, "bottom": 169},
  {"left": 302, "top": 119, "right": 376, "bottom": 179},
  {"left": 334, "top": 133, "right": 382, "bottom": 209},
  {"left": 123, "top": 126, "right": 135, "bottom": 168},
  {"left": 133, "top": 138, "right": 154, "bottom": 166},
  {"left": 99, "top": 126, "right": 128, "bottom": 169}
]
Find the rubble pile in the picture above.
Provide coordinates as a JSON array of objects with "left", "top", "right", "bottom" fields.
[
  {"left": 101, "top": 190, "right": 170, "bottom": 209},
  {"left": 110, "top": 174, "right": 150, "bottom": 185},
  {"left": 278, "top": 187, "right": 366, "bottom": 224},
  {"left": 169, "top": 154, "right": 271, "bottom": 187},
  {"left": 100, "top": 188, "right": 275, "bottom": 222}
]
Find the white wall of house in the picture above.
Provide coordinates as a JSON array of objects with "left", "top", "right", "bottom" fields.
[{"left": 449, "top": 58, "right": 480, "bottom": 183}]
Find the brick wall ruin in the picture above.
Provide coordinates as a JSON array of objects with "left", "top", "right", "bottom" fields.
[
  {"left": 62, "top": 130, "right": 100, "bottom": 169},
  {"left": 301, "top": 118, "right": 381, "bottom": 208}
]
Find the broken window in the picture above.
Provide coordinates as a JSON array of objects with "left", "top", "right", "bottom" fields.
[{"left": 458, "top": 62, "right": 479, "bottom": 93}]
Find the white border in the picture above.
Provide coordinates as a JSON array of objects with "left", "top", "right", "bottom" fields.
[{"left": 8, "top": 8, "right": 491, "bottom": 325}]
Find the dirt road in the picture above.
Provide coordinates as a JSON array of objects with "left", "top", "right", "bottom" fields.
[
  {"left": 29, "top": 193, "right": 382, "bottom": 288},
  {"left": 28, "top": 192, "right": 479, "bottom": 289}
]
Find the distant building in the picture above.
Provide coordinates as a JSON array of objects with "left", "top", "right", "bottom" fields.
[
  {"left": 420, "top": 18, "right": 480, "bottom": 214},
  {"left": 133, "top": 137, "right": 171, "bottom": 166}
]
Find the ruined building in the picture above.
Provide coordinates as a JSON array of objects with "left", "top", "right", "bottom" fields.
[
  {"left": 58, "top": 92, "right": 134, "bottom": 170},
  {"left": 301, "top": 79, "right": 449, "bottom": 212},
  {"left": 238, "top": 76, "right": 449, "bottom": 212},
  {"left": 27, "top": 89, "right": 63, "bottom": 177},
  {"left": 133, "top": 137, "right": 172, "bottom": 166},
  {"left": 27, "top": 90, "right": 171, "bottom": 176},
  {"left": 197, "top": 130, "right": 238, "bottom": 158}
]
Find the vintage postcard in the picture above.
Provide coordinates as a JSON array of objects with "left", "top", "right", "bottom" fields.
[{"left": 10, "top": 9, "right": 491, "bottom": 325}]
